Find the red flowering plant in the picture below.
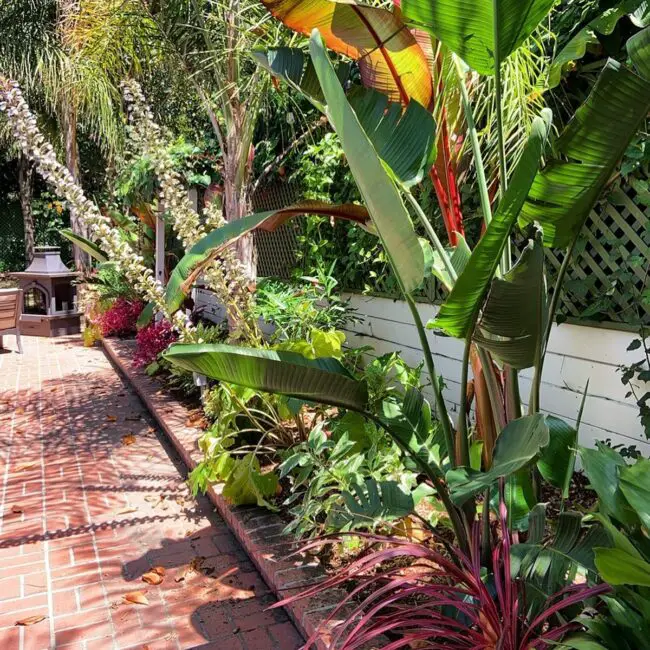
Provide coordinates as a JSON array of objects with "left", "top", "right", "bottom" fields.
[
  {"left": 134, "top": 319, "right": 178, "bottom": 368},
  {"left": 98, "top": 298, "right": 144, "bottom": 338}
]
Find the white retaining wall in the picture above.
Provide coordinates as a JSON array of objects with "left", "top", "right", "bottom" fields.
[
  {"left": 344, "top": 294, "right": 650, "bottom": 455},
  {"left": 194, "top": 287, "right": 650, "bottom": 454}
]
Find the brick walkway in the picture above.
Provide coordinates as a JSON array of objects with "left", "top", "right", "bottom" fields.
[{"left": 0, "top": 335, "right": 302, "bottom": 650}]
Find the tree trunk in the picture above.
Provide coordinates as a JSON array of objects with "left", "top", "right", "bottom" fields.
[
  {"left": 17, "top": 153, "right": 35, "bottom": 265},
  {"left": 223, "top": 130, "right": 257, "bottom": 285},
  {"left": 60, "top": 95, "right": 89, "bottom": 270},
  {"left": 57, "top": 0, "right": 88, "bottom": 271}
]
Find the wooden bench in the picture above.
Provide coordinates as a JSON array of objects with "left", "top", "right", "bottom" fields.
[{"left": 0, "top": 288, "right": 23, "bottom": 354}]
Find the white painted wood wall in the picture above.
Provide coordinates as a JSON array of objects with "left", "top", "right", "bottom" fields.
[
  {"left": 344, "top": 294, "right": 650, "bottom": 455},
  {"left": 194, "top": 288, "right": 650, "bottom": 454}
]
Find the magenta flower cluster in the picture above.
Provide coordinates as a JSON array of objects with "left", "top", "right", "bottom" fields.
[
  {"left": 99, "top": 298, "right": 144, "bottom": 338},
  {"left": 134, "top": 320, "right": 178, "bottom": 368}
]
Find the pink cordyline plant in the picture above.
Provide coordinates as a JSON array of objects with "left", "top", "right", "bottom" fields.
[
  {"left": 99, "top": 298, "right": 144, "bottom": 338},
  {"left": 276, "top": 504, "right": 610, "bottom": 649},
  {"left": 134, "top": 319, "right": 178, "bottom": 368}
]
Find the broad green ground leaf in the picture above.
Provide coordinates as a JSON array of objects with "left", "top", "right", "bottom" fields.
[
  {"left": 60, "top": 229, "right": 107, "bottom": 263},
  {"left": 594, "top": 547, "right": 650, "bottom": 586},
  {"left": 619, "top": 458, "right": 650, "bottom": 529},
  {"left": 310, "top": 30, "right": 425, "bottom": 294},
  {"left": 260, "top": 0, "right": 433, "bottom": 107},
  {"left": 520, "top": 58, "right": 650, "bottom": 247},
  {"left": 558, "top": 633, "right": 608, "bottom": 650},
  {"left": 164, "top": 343, "right": 368, "bottom": 412},
  {"left": 511, "top": 511, "right": 608, "bottom": 605},
  {"left": 136, "top": 302, "right": 155, "bottom": 329},
  {"left": 580, "top": 445, "right": 640, "bottom": 527},
  {"left": 537, "top": 415, "right": 578, "bottom": 490},
  {"left": 473, "top": 236, "right": 546, "bottom": 369},
  {"left": 447, "top": 413, "right": 549, "bottom": 505},
  {"left": 431, "top": 234, "right": 471, "bottom": 292},
  {"left": 490, "top": 469, "right": 536, "bottom": 530},
  {"left": 223, "top": 454, "right": 279, "bottom": 510},
  {"left": 328, "top": 479, "right": 429, "bottom": 530},
  {"left": 380, "top": 388, "right": 442, "bottom": 480},
  {"left": 401, "top": 0, "right": 555, "bottom": 75},
  {"left": 430, "top": 112, "right": 551, "bottom": 338},
  {"left": 164, "top": 201, "right": 369, "bottom": 312},
  {"left": 628, "top": 26, "right": 650, "bottom": 80}
]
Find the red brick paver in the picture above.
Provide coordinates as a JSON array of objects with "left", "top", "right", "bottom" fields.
[{"left": 0, "top": 336, "right": 302, "bottom": 650}]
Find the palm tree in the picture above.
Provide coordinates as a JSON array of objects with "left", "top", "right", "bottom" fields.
[
  {"left": 139, "top": 0, "right": 288, "bottom": 282},
  {"left": 0, "top": 0, "right": 149, "bottom": 269}
]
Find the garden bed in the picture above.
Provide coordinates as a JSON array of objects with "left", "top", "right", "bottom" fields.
[{"left": 102, "top": 337, "right": 357, "bottom": 650}]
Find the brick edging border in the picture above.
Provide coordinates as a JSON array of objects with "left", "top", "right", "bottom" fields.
[{"left": 102, "top": 338, "right": 345, "bottom": 650}]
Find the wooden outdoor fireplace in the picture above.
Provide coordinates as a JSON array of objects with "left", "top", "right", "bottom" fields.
[{"left": 12, "top": 246, "right": 81, "bottom": 337}]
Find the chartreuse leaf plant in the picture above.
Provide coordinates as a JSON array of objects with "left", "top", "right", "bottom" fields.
[{"left": 165, "top": 0, "right": 650, "bottom": 573}]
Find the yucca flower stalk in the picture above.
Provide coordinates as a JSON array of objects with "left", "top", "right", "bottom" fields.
[
  {"left": 121, "top": 78, "right": 259, "bottom": 342},
  {"left": 0, "top": 76, "right": 192, "bottom": 337}
]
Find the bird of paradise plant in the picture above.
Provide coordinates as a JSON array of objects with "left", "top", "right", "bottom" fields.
[{"left": 161, "top": 0, "right": 650, "bottom": 561}]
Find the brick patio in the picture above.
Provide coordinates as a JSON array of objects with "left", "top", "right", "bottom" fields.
[{"left": 0, "top": 335, "right": 303, "bottom": 650}]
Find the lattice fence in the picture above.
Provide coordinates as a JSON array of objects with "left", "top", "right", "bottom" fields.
[
  {"left": 252, "top": 180, "right": 650, "bottom": 326},
  {"left": 251, "top": 181, "right": 303, "bottom": 280},
  {"left": 548, "top": 183, "right": 650, "bottom": 324}
]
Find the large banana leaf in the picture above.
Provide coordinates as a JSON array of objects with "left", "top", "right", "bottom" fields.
[
  {"left": 548, "top": 1, "right": 644, "bottom": 88},
  {"left": 473, "top": 236, "right": 547, "bottom": 370},
  {"left": 60, "top": 229, "right": 108, "bottom": 263},
  {"left": 164, "top": 201, "right": 370, "bottom": 313},
  {"left": 254, "top": 48, "right": 437, "bottom": 189},
  {"left": 310, "top": 30, "right": 425, "bottom": 293},
  {"left": 446, "top": 413, "right": 549, "bottom": 505},
  {"left": 401, "top": 0, "right": 555, "bottom": 75},
  {"left": 519, "top": 56, "right": 650, "bottom": 247},
  {"left": 347, "top": 86, "right": 436, "bottom": 188},
  {"left": 260, "top": 0, "right": 433, "bottom": 107},
  {"left": 164, "top": 343, "right": 368, "bottom": 412},
  {"left": 252, "top": 47, "right": 350, "bottom": 111},
  {"left": 429, "top": 112, "right": 551, "bottom": 338}
]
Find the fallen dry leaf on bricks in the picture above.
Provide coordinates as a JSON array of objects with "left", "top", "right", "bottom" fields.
[
  {"left": 151, "top": 566, "right": 166, "bottom": 576},
  {"left": 121, "top": 434, "right": 136, "bottom": 446},
  {"left": 16, "top": 615, "right": 46, "bottom": 626},
  {"left": 15, "top": 407, "right": 24, "bottom": 415},
  {"left": 175, "top": 557, "right": 203, "bottom": 582},
  {"left": 124, "top": 591, "right": 149, "bottom": 605},
  {"left": 106, "top": 415, "right": 118, "bottom": 422},
  {"left": 142, "top": 571, "right": 163, "bottom": 585},
  {"left": 15, "top": 462, "right": 36, "bottom": 472},
  {"left": 11, "top": 505, "right": 24, "bottom": 514}
]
